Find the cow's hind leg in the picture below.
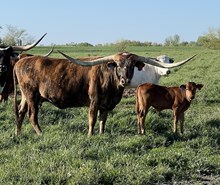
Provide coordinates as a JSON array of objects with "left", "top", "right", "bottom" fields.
[
  {"left": 26, "top": 92, "right": 42, "bottom": 135},
  {"left": 16, "top": 101, "right": 28, "bottom": 135},
  {"left": 15, "top": 91, "right": 28, "bottom": 135}
]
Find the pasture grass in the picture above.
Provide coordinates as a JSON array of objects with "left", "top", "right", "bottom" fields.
[{"left": 0, "top": 45, "right": 220, "bottom": 184}]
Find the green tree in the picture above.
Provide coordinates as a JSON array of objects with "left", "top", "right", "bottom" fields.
[
  {"left": 2, "top": 25, "right": 34, "bottom": 46},
  {"left": 172, "top": 34, "right": 180, "bottom": 46},
  {"left": 197, "top": 27, "right": 220, "bottom": 49},
  {"left": 115, "top": 39, "right": 128, "bottom": 52},
  {"left": 164, "top": 34, "right": 180, "bottom": 46}
]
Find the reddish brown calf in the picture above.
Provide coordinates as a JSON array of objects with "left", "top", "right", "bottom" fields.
[{"left": 136, "top": 82, "right": 203, "bottom": 134}]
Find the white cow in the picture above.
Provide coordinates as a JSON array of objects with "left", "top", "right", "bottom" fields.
[{"left": 127, "top": 55, "right": 174, "bottom": 88}]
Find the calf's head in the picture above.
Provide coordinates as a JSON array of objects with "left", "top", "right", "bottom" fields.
[{"left": 180, "top": 82, "right": 203, "bottom": 102}]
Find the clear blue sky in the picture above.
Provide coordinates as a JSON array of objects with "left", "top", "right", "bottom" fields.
[{"left": 1, "top": 0, "right": 220, "bottom": 45}]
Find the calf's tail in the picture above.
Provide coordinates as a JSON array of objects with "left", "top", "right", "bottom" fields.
[{"left": 136, "top": 87, "right": 145, "bottom": 117}]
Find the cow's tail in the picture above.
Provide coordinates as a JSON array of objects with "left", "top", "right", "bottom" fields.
[{"left": 13, "top": 68, "right": 19, "bottom": 125}]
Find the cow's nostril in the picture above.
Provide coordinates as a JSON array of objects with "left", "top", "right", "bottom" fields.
[{"left": 121, "top": 79, "right": 125, "bottom": 84}]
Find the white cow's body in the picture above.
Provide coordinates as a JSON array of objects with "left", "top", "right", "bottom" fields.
[{"left": 127, "top": 55, "right": 173, "bottom": 88}]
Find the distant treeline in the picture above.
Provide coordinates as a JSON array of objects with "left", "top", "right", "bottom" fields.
[
  {"left": 1, "top": 25, "right": 220, "bottom": 49},
  {"left": 65, "top": 39, "right": 197, "bottom": 47}
]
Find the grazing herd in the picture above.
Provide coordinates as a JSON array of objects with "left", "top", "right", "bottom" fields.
[{"left": 0, "top": 34, "right": 203, "bottom": 136}]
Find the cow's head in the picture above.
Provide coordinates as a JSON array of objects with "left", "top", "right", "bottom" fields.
[
  {"left": 180, "top": 82, "right": 203, "bottom": 102},
  {"left": 0, "top": 47, "right": 14, "bottom": 92},
  {"left": 0, "top": 33, "right": 46, "bottom": 93},
  {"left": 58, "top": 51, "right": 134, "bottom": 87},
  {"left": 154, "top": 55, "right": 175, "bottom": 76},
  {"left": 58, "top": 51, "right": 197, "bottom": 88},
  {"left": 156, "top": 55, "right": 174, "bottom": 64}
]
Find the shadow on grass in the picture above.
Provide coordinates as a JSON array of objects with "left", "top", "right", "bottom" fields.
[
  {"left": 205, "top": 99, "right": 220, "bottom": 104},
  {"left": 206, "top": 119, "right": 220, "bottom": 128}
]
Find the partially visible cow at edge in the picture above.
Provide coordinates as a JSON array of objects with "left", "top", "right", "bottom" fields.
[
  {"left": 0, "top": 47, "right": 54, "bottom": 103},
  {"left": 136, "top": 82, "right": 203, "bottom": 135},
  {"left": 13, "top": 51, "right": 195, "bottom": 136},
  {"left": 0, "top": 33, "right": 47, "bottom": 103}
]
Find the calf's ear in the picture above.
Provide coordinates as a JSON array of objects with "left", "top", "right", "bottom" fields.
[
  {"left": 180, "top": 84, "right": 186, "bottom": 90},
  {"left": 196, "top": 84, "right": 203, "bottom": 90}
]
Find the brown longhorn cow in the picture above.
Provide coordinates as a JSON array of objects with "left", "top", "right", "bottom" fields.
[
  {"left": 13, "top": 51, "right": 195, "bottom": 136},
  {"left": 0, "top": 33, "right": 47, "bottom": 103},
  {"left": 136, "top": 82, "right": 203, "bottom": 134}
]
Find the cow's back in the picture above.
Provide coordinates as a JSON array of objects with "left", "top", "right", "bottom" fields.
[{"left": 137, "top": 83, "right": 177, "bottom": 111}]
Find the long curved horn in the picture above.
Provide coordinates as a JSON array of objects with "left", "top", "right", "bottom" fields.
[
  {"left": 58, "top": 50, "right": 115, "bottom": 66},
  {"left": 12, "top": 33, "right": 47, "bottom": 51},
  {"left": 136, "top": 54, "right": 196, "bottom": 68},
  {"left": 44, "top": 45, "right": 54, "bottom": 57}
]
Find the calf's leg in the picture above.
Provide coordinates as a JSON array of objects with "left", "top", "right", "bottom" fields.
[
  {"left": 137, "top": 106, "right": 149, "bottom": 135},
  {"left": 173, "top": 108, "right": 178, "bottom": 133},
  {"left": 179, "top": 113, "right": 184, "bottom": 134}
]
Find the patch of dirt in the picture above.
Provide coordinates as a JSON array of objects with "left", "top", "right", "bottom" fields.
[{"left": 123, "top": 89, "right": 136, "bottom": 98}]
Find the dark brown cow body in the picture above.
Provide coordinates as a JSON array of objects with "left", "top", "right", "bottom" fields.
[{"left": 136, "top": 82, "right": 203, "bottom": 134}]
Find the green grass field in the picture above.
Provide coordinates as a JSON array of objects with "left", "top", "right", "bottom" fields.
[{"left": 0, "top": 45, "right": 220, "bottom": 184}]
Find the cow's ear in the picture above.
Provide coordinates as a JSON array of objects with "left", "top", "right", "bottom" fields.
[
  {"left": 107, "top": 62, "right": 117, "bottom": 70},
  {"left": 196, "top": 84, "right": 203, "bottom": 90},
  {"left": 180, "top": 85, "right": 186, "bottom": 90},
  {"left": 135, "top": 62, "right": 145, "bottom": 71}
]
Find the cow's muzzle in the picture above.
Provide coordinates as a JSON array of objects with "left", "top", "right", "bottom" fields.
[{"left": 166, "top": 70, "right": 171, "bottom": 75}]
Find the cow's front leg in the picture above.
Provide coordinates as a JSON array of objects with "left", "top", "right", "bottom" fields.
[
  {"left": 99, "top": 109, "right": 108, "bottom": 134},
  {"left": 88, "top": 99, "right": 98, "bottom": 136}
]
